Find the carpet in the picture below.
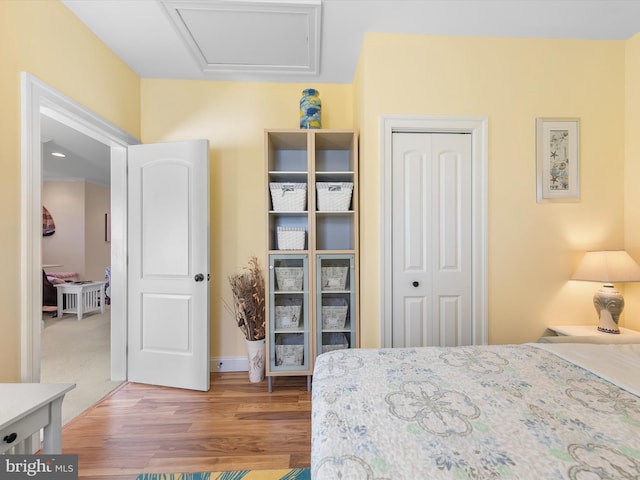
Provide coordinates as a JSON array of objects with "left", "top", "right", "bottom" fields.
[
  {"left": 135, "top": 469, "right": 310, "bottom": 480},
  {"left": 41, "top": 307, "right": 122, "bottom": 424}
]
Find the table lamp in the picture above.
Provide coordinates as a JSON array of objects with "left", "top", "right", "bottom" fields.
[{"left": 571, "top": 250, "right": 640, "bottom": 333}]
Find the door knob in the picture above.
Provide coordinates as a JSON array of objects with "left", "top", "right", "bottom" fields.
[
  {"left": 412, "top": 281, "right": 419, "bottom": 287},
  {"left": 194, "top": 273, "right": 204, "bottom": 282},
  {"left": 3, "top": 433, "right": 17, "bottom": 444}
]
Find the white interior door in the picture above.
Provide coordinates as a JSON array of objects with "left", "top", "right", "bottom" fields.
[
  {"left": 392, "top": 132, "right": 472, "bottom": 347},
  {"left": 127, "top": 140, "right": 210, "bottom": 391}
]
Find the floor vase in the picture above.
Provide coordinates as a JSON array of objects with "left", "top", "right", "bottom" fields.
[{"left": 246, "top": 339, "right": 266, "bottom": 383}]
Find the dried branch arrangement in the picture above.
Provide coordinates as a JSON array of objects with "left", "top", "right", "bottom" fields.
[{"left": 228, "top": 256, "right": 266, "bottom": 341}]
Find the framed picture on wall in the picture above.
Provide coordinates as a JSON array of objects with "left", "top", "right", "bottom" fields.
[
  {"left": 105, "top": 213, "right": 111, "bottom": 242},
  {"left": 536, "top": 118, "right": 580, "bottom": 202}
]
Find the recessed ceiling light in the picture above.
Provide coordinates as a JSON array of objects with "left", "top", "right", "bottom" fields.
[{"left": 51, "top": 152, "right": 66, "bottom": 158}]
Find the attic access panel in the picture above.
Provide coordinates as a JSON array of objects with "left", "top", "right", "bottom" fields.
[{"left": 162, "top": 0, "right": 321, "bottom": 75}]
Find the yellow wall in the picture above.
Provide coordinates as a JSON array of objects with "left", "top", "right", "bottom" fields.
[
  {"left": 2, "top": 0, "right": 638, "bottom": 379},
  {"left": 140, "top": 80, "right": 353, "bottom": 358},
  {"left": 624, "top": 32, "right": 640, "bottom": 330},
  {"left": 356, "top": 33, "right": 628, "bottom": 346},
  {"left": 0, "top": 1, "right": 140, "bottom": 381},
  {"left": 142, "top": 34, "right": 630, "bottom": 355}
]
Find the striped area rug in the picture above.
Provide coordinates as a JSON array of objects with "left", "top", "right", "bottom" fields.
[{"left": 135, "top": 468, "right": 310, "bottom": 480}]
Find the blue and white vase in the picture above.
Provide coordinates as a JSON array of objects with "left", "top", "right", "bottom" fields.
[{"left": 300, "top": 88, "right": 321, "bottom": 129}]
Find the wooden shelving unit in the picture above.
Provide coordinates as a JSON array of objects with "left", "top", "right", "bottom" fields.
[{"left": 265, "top": 129, "right": 359, "bottom": 392}]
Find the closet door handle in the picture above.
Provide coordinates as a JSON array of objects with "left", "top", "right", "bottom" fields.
[
  {"left": 194, "top": 273, "right": 204, "bottom": 282},
  {"left": 412, "top": 281, "right": 419, "bottom": 287}
]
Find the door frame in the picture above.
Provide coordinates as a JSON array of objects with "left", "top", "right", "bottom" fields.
[
  {"left": 20, "top": 72, "right": 139, "bottom": 382},
  {"left": 380, "top": 115, "right": 489, "bottom": 348}
]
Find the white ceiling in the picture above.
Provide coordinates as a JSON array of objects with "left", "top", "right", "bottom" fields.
[
  {"left": 41, "top": 115, "right": 111, "bottom": 187},
  {"left": 62, "top": 0, "right": 640, "bottom": 85},
  {"left": 47, "top": 0, "right": 640, "bottom": 186}
]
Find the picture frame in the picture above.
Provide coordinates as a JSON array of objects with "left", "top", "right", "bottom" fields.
[
  {"left": 105, "top": 213, "right": 111, "bottom": 242},
  {"left": 536, "top": 118, "right": 580, "bottom": 202}
]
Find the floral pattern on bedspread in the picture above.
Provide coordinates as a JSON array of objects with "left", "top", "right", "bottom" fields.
[
  {"left": 311, "top": 346, "right": 640, "bottom": 479},
  {"left": 386, "top": 381, "right": 480, "bottom": 436}
]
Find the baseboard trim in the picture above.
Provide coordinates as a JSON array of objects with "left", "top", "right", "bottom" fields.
[{"left": 210, "top": 356, "right": 248, "bottom": 372}]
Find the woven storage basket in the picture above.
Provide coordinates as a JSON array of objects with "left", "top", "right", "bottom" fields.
[
  {"left": 275, "top": 335, "right": 304, "bottom": 366},
  {"left": 276, "top": 227, "right": 305, "bottom": 250},
  {"left": 322, "top": 298, "right": 348, "bottom": 329},
  {"left": 270, "top": 183, "right": 307, "bottom": 211},
  {"left": 321, "top": 333, "right": 349, "bottom": 354},
  {"left": 275, "top": 298, "right": 302, "bottom": 330},
  {"left": 316, "top": 182, "right": 353, "bottom": 211},
  {"left": 275, "top": 267, "right": 304, "bottom": 291},
  {"left": 321, "top": 266, "right": 348, "bottom": 290}
]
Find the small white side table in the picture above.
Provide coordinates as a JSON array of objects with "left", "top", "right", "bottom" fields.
[
  {"left": 547, "top": 325, "right": 640, "bottom": 338},
  {"left": 55, "top": 281, "right": 106, "bottom": 320},
  {"left": 0, "top": 383, "right": 75, "bottom": 454}
]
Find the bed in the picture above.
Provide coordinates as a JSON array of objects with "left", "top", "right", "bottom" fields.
[{"left": 311, "top": 341, "right": 640, "bottom": 479}]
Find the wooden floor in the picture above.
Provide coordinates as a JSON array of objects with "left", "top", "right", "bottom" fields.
[{"left": 61, "top": 373, "right": 311, "bottom": 480}]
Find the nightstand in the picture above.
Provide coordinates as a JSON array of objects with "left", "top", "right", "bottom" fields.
[{"left": 547, "top": 325, "right": 640, "bottom": 337}]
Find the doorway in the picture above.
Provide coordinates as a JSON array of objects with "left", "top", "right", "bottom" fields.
[
  {"left": 380, "top": 115, "right": 489, "bottom": 348},
  {"left": 20, "top": 72, "right": 138, "bottom": 386},
  {"left": 40, "top": 115, "right": 121, "bottom": 423}
]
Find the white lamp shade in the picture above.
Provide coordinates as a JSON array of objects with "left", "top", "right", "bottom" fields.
[{"left": 572, "top": 250, "right": 640, "bottom": 283}]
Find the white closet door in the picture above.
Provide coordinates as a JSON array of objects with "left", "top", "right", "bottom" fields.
[{"left": 392, "top": 132, "right": 472, "bottom": 347}]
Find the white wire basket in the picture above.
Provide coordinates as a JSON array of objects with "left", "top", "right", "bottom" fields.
[
  {"left": 276, "top": 226, "right": 305, "bottom": 250},
  {"left": 321, "top": 266, "right": 348, "bottom": 290},
  {"left": 322, "top": 298, "right": 348, "bottom": 329},
  {"left": 270, "top": 183, "right": 307, "bottom": 211},
  {"left": 275, "top": 335, "right": 304, "bottom": 366},
  {"left": 275, "top": 267, "right": 304, "bottom": 291},
  {"left": 316, "top": 182, "right": 353, "bottom": 211},
  {"left": 275, "top": 297, "right": 302, "bottom": 330},
  {"left": 321, "top": 333, "right": 349, "bottom": 354}
]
